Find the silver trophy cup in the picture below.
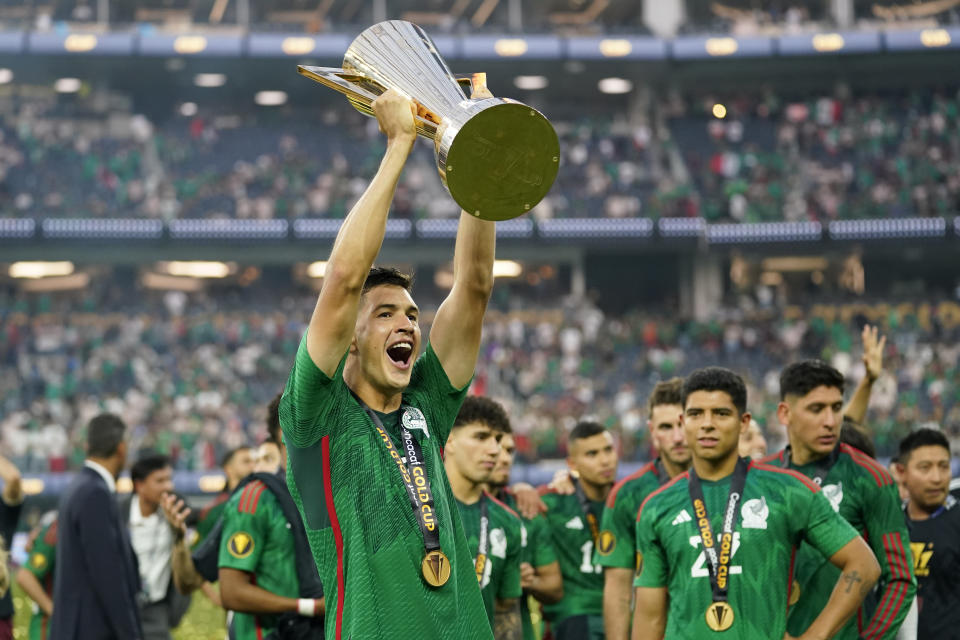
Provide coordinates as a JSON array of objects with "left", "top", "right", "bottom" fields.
[{"left": 298, "top": 20, "right": 559, "bottom": 221}]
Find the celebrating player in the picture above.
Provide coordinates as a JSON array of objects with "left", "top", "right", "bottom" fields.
[
  {"left": 597, "top": 378, "right": 689, "bottom": 640},
  {"left": 768, "top": 360, "right": 916, "bottom": 640},
  {"left": 17, "top": 511, "right": 58, "bottom": 640},
  {"left": 896, "top": 429, "right": 959, "bottom": 639},
  {"left": 279, "top": 84, "right": 497, "bottom": 639},
  {"left": 633, "top": 367, "right": 880, "bottom": 640},
  {"left": 540, "top": 421, "right": 617, "bottom": 640},
  {"left": 445, "top": 396, "right": 526, "bottom": 639},
  {"left": 485, "top": 407, "right": 563, "bottom": 640}
]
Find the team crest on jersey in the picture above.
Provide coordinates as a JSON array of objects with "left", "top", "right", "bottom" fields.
[
  {"left": 741, "top": 497, "right": 769, "bottom": 529},
  {"left": 490, "top": 528, "right": 508, "bottom": 559},
  {"left": 401, "top": 407, "right": 430, "bottom": 438},
  {"left": 227, "top": 531, "right": 255, "bottom": 559},
  {"left": 31, "top": 554, "right": 46, "bottom": 569},
  {"left": 565, "top": 517, "right": 584, "bottom": 530},
  {"left": 597, "top": 530, "right": 616, "bottom": 556},
  {"left": 823, "top": 483, "right": 843, "bottom": 512}
]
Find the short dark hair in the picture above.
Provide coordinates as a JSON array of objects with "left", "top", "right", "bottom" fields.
[
  {"left": 362, "top": 267, "right": 413, "bottom": 296},
  {"left": 648, "top": 378, "right": 684, "bottom": 416},
  {"left": 267, "top": 392, "right": 283, "bottom": 446},
  {"left": 779, "top": 360, "right": 845, "bottom": 401},
  {"left": 87, "top": 413, "right": 126, "bottom": 458},
  {"left": 682, "top": 367, "right": 748, "bottom": 415},
  {"left": 840, "top": 418, "right": 876, "bottom": 458},
  {"left": 131, "top": 454, "right": 172, "bottom": 485},
  {"left": 453, "top": 396, "right": 512, "bottom": 433},
  {"left": 898, "top": 428, "right": 950, "bottom": 463},
  {"left": 569, "top": 421, "right": 607, "bottom": 445},
  {"left": 221, "top": 446, "right": 252, "bottom": 469}
]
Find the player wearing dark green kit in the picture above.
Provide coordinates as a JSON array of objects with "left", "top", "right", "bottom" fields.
[
  {"left": 193, "top": 446, "right": 254, "bottom": 547},
  {"left": 769, "top": 361, "right": 916, "bottom": 640},
  {"left": 487, "top": 416, "right": 563, "bottom": 640},
  {"left": 446, "top": 396, "right": 527, "bottom": 637},
  {"left": 596, "top": 378, "right": 689, "bottom": 640},
  {"left": 279, "top": 86, "right": 498, "bottom": 640},
  {"left": 17, "top": 512, "right": 57, "bottom": 640},
  {"left": 633, "top": 367, "right": 881, "bottom": 640},
  {"left": 540, "top": 422, "right": 617, "bottom": 640}
]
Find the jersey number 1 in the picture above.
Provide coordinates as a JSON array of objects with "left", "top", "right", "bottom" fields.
[{"left": 580, "top": 541, "right": 603, "bottom": 574}]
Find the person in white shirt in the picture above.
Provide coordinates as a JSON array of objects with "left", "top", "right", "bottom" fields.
[{"left": 123, "top": 454, "right": 190, "bottom": 640}]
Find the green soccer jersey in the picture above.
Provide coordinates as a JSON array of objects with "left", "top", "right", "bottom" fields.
[
  {"left": 193, "top": 491, "right": 230, "bottom": 547},
  {"left": 219, "top": 478, "right": 301, "bottom": 640},
  {"left": 25, "top": 513, "right": 57, "bottom": 640},
  {"left": 499, "top": 490, "right": 557, "bottom": 640},
  {"left": 540, "top": 490, "right": 605, "bottom": 626},
  {"left": 596, "top": 460, "right": 670, "bottom": 571},
  {"left": 635, "top": 461, "right": 859, "bottom": 639},
  {"left": 768, "top": 444, "right": 917, "bottom": 640},
  {"left": 280, "top": 338, "right": 490, "bottom": 640},
  {"left": 456, "top": 493, "right": 524, "bottom": 629}
]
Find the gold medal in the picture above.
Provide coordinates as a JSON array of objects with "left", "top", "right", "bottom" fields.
[
  {"left": 789, "top": 579, "right": 801, "bottom": 606},
  {"left": 705, "top": 601, "right": 734, "bottom": 632},
  {"left": 422, "top": 550, "right": 451, "bottom": 587}
]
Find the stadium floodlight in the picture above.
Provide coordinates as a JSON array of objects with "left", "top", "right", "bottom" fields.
[
  {"left": 0, "top": 68, "right": 12, "bottom": 84},
  {"left": 54, "top": 78, "right": 82, "bottom": 93},
  {"left": 255, "top": 91, "right": 288, "bottom": 106},
  {"left": 492, "top": 260, "right": 523, "bottom": 278},
  {"left": 514, "top": 75, "right": 548, "bottom": 90},
  {"left": 598, "top": 78, "right": 633, "bottom": 94},
  {"left": 194, "top": 73, "right": 227, "bottom": 88},
  {"left": 180, "top": 102, "right": 198, "bottom": 116},
  {"left": 713, "top": 104, "right": 727, "bottom": 119},
  {"left": 307, "top": 261, "right": 327, "bottom": 278},
  {"left": 9, "top": 261, "right": 75, "bottom": 279},
  {"left": 163, "top": 261, "right": 232, "bottom": 278}
]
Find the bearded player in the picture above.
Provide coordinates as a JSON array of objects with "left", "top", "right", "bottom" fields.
[
  {"left": 596, "top": 378, "right": 689, "bottom": 640},
  {"left": 633, "top": 367, "right": 880, "bottom": 640},
  {"left": 485, "top": 403, "right": 563, "bottom": 640},
  {"left": 279, "top": 85, "right": 498, "bottom": 639},
  {"left": 767, "top": 361, "right": 915, "bottom": 640}
]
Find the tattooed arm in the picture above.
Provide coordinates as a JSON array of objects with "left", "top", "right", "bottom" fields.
[{"left": 494, "top": 598, "right": 522, "bottom": 640}]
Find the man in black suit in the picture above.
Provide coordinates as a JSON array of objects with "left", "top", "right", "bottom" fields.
[{"left": 50, "top": 413, "right": 143, "bottom": 640}]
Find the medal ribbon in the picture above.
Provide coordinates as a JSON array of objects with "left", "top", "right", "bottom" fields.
[
  {"left": 475, "top": 496, "right": 489, "bottom": 584},
  {"left": 362, "top": 404, "right": 442, "bottom": 556},
  {"left": 572, "top": 477, "right": 600, "bottom": 544},
  {"left": 686, "top": 457, "right": 749, "bottom": 604},
  {"left": 781, "top": 445, "right": 840, "bottom": 486}
]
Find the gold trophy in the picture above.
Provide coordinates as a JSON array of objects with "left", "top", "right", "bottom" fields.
[{"left": 298, "top": 20, "right": 559, "bottom": 221}]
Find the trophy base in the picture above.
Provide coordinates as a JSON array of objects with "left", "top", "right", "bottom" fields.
[{"left": 441, "top": 102, "right": 560, "bottom": 222}]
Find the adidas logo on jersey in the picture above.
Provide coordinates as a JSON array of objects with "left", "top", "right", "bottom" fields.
[
  {"left": 672, "top": 510, "right": 693, "bottom": 526},
  {"left": 565, "top": 517, "right": 584, "bottom": 530}
]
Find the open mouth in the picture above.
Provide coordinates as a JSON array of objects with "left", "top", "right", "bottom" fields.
[{"left": 386, "top": 341, "right": 414, "bottom": 369}]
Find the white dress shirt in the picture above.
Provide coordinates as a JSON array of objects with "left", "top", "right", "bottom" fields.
[{"left": 129, "top": 495, "right": 174, "bottom": 604}]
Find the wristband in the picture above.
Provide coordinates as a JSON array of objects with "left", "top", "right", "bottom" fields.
[{"left": 298, "top": 598, "right": 317, "bottom": 617}]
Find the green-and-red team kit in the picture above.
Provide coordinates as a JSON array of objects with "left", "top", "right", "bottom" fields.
[{"left": 635, "top": 460, "right": 861, "bottom": 639}]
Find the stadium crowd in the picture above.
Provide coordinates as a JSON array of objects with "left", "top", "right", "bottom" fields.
[
  {"left": 2, "top": 287, "right": 959, "bottom": 473},
  {"left": 4, "top": 87, "right": 960, "bottom": 222}
]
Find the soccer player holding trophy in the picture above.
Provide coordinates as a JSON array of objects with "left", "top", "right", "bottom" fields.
[
  {"left": 281, "top": 20, "right": 558, "bottom": 640},
  {"left": 632, "top": 368, "right": 881, "bottom": 640}
]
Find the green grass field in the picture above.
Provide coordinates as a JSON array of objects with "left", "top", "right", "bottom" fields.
[{"left": 11, "top": 583, "right": 228, "bottom": 640}]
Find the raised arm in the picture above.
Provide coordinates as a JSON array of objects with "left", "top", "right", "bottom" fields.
[
  {"left": 429, "top": 83, "right": 496, "bottom": 389},
  {"left": 843, "top": 325, "right": 885, "bottom": 426},
  {"left": 788, "top": 536, "right": 880, "bottom": 640},
  {"left": 306, "top": 90, "right": 417, "bottom": 377},
  {"left": 161, "top": 494, "right": 205, "bottom": 595}
]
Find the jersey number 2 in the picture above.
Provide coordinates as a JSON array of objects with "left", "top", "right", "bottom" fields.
[{"left": 689, "top": 533, "right": 742, "bottom": 578}]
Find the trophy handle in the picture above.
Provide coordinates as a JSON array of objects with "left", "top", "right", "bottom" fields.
[{"left": 298, "top": 65, "right": 439, "bottom": 138}]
